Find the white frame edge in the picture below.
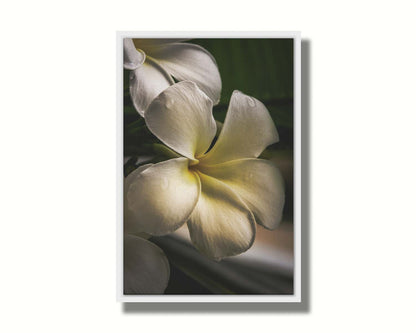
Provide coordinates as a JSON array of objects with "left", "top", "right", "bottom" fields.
[{"left": 116, "top": 31, "right": 302, "bottom": 303}]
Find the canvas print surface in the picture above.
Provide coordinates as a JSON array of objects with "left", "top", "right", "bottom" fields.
[{"left": 122, "top": 37, "right": 296, "bottom": 296}]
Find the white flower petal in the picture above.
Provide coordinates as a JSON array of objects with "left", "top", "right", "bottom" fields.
[
  {"left": 124, "top": 164, "right": 153, "bottom": 234},
  {"left": 127, "top": 158, "right": 200, "bottom": 235},
  {"left": 124, "top": 234, "right": 170, "bottom": 294},
  {"left": 187, "top": 172, "right": 256, "bottom": 260},
  {"left": 129, "top": 58, "right": 174, "bottom": 116},
  {"left": 125, "top": 164, "right": 153, "bottom": 192},
  {"left": 145, "top": 81, "right": 216, "bottom": 161},
  {"left": 123, "top": 38, "right": 145, "bottom": 70},
  {"left": 200, "top": 90, "right": 279, "bottom": 165},
  {"left": 145, "top": 43, "right": 222, "bottom": 104},
  {"left": 198, "top": 159, "right": 285, "bottom": 230}
]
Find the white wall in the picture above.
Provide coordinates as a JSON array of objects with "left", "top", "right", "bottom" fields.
[{"left": 0, "top": 1, "right": 415, "bottom": 332}]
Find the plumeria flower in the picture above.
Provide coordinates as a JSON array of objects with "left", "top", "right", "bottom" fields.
[
  {"left": 125, "top": 81, "right": 285, "bottom": 260},
  {"left": 123, "top": 38, "right": 221, "bottom": 116}
]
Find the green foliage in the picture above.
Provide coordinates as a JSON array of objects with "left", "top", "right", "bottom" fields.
[
  {"left": 152, "top": 236, "right": 293, "bottom": 294},
  {"left": 192, "top": 38, "right": 294, "bottom": 104}
]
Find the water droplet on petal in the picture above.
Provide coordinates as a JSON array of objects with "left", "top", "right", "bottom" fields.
[
  {"left": 247, "top": 97, "right": 256, "bottom": 107},
  {"left": 165, "top": 97, "right": 175, "bottom": 109},
  {"left": 161, "top": 177, "right": 169, "bottom": 190},
  {"left": 245, "top": 172, "right": 254, "bottom": 181}
]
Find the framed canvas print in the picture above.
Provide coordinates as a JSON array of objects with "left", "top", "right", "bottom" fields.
[{"left": 117, "top": 32, "right": 301, "bottom": 302}]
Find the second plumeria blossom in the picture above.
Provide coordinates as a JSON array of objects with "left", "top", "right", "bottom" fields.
[
  {"left": 124, "top": 38, "right": 221, "bottom": 116},
  {"left": 125, "top": 81, "right": 285, "bottom": 260}
]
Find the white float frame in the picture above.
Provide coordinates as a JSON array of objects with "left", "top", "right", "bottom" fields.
[{"left": 116, "top": 31, "right": 302, "bottom": 303}]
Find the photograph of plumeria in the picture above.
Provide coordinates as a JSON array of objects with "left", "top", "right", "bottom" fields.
[{"left": 121, "top": 36, "right": 297, "bottom": 297}]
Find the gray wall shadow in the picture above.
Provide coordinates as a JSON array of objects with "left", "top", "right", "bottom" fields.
[{"left": 122, "top": 39, "right": 311, "bottom": 314}]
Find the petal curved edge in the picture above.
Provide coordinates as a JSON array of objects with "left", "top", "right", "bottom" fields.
[
  {"left": 126, "top": 158, "right": 200, "bottom": 236},
  {"left": 125, "top": 164, "right": 154, "bottom": 193},
  {"left": 145, "top": 81, "right": 216, "bottom": 160},
  {"left": 198, "top": 159, "right": 285, "bottom": 230},
  {"left": 200, "top": 91, "right": 279, "bottom": 165},
  {"left": 129, "top": 57, "right": 174, "bottom": 116},
  {"left": 124, "top": 164, "right": 153, "bottom": 234},
  {"left": 124, "top": 234, "right": 170, "bottom": 294},
  {"left": 187, "top": 172, "right": 256, "bottom": 260},
  {"left": 146, "top": 43, "right": 222, "bottom": 105},
  {"left": 123, "top": 38, "right": 145, "bottom": 70}
]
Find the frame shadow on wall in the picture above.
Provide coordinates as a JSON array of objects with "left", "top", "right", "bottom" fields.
[{"left": 122, "top": 39, "right": 311, "bottom": 314}]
